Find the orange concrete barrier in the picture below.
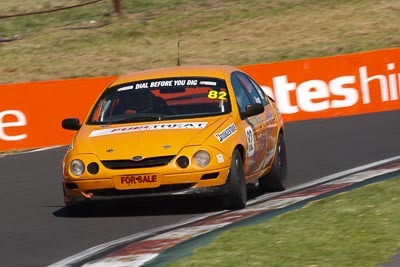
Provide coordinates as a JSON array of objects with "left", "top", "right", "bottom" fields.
[
  {"left": 0, "top": 77, "right": 115, "bottom": 151},
  {"left": 1, "top": 48, "right": 399, "bottom": 151},
  {"left": 240, "top": 48, "right": 400, "bottom": 122}
]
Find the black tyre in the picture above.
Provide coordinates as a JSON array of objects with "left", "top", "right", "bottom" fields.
[
  {"left": 221, "top": 149, "right": 247, "bottom": 210},
  {"left": 259, "top": 133, "right": 287, "bottom": 192}
]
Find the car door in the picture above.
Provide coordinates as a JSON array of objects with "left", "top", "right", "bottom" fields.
[
  {"left": 230, "top": 72, "right": 262, "bottom": 175},
  {"left": 245, "top": 74, "right": 279, "bottom": 169},
  {"left": 231, "top": 72, "right": 278, "bottom": 174}
]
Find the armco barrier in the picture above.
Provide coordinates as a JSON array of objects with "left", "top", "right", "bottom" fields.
[{"left": 1, "top": 48, "right": 399, "bottom": 151}]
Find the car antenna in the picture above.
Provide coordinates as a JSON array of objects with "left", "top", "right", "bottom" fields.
[{"left": 177, "top": 7, "right": 186, "bottom": 66}]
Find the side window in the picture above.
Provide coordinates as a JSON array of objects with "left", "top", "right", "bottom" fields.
[
  {"left": 247, "top": 76, "right": 270, "bottom": 105},
  {"left": 231, "top": 74, "right": 252, "bottom": 113},
  {"left": 236, "top": 72, "right": 268, "bottom": 106}
]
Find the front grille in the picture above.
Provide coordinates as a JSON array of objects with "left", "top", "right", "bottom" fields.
[
  {"left": 101, "top": 155, "right": 175, "bottom": 169},
  {"left": 89, "top": 183, "right": 196, "bottom": 196}
]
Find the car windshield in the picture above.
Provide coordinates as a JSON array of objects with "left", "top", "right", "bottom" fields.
[{"left": 87, "top": 77, "right": 231, "bottom": 124}]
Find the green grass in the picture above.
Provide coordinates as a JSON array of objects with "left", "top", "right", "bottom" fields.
[
  {"left": 2, "top": 1, "right": 400, "bottom": 265},
  {"left": 168, "top": 177, "right": 400, "bottom": 267},
  {"left": 1, "top": 0, "right": 400, "bottom": 83}
]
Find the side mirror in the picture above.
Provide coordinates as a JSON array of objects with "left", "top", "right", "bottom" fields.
[
  {"left": 244, "top": 103, "right": 264, "bottom": 118},
  {"left": 62, "top": 118, "right": 81, "bottom": 131}
]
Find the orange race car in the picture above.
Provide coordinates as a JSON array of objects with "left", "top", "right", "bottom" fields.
[{"left": 62, "top": 65, "right": 287, "bottom": 214}]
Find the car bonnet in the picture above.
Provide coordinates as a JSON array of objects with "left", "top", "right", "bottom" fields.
[{"left": 73, "top": 115, "right": 230, "bottom": 160}]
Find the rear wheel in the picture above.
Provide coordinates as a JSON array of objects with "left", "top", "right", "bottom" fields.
[
  {"left": 221, "top": 149, "right": 247, "bottom": 210},
  {"left": 259, "top": 133, "right": 287, "bottom": 192}
]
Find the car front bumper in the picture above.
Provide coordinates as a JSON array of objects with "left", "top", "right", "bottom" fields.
[{"left": 63, "top": 167, "right": 230, "bottom": 205}]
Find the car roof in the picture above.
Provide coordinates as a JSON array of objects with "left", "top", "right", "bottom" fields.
[{"left": 110, "top": 65, "right": 241, "bottom": 86}]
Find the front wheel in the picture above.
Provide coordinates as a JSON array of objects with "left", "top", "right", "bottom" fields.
[
  {"left": 221, "top": 149, "right": 247, "bottom": 210},
  {"left": 259, "top": 133, "right": 288, "bottom": 192}
]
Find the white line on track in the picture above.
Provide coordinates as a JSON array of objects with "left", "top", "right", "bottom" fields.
[
  {"left": 248, "top": 154, "right": 400, "bottom": 205},
  {"left": 47, "top": 212, "right": 225, "bottom": 267},
  {"left": 48, "top": 154, "right": 400, "bottom": 267},
  {"left": 0, "top": 145, "right": 64, "bottom": 158}
]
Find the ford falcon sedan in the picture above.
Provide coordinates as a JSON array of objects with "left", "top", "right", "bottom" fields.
[{"left": 62, "top": 65, "right": 287, "bottom": 214}]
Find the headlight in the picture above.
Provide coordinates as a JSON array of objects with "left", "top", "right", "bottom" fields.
[
  {"left": 193, "top": 150, "right": 210, "bottom": 168},
  {"left": 70, "top": 159, "right": 85, "bottom": 176}
]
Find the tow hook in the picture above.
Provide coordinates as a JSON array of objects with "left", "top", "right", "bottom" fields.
[{"left": 81, "top": 192, "right": 94, "bottom": 199}]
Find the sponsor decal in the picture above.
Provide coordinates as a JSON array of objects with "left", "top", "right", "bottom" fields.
[
  {"left": 216, "top": 154, "right": 224, "bottom": 163},
  {"left": 120, "top": 175, "right": 157, "bottom": 185},
  {"left": 89, "top": 122, "right": 208, "bottom": 137},
  {"left": 215, "top": 123, "right": 237, "bottom": 143},
  {"left": 133, "top": 79, "right": 199, "bottom": 90},
  {"left": 117, "top": 85, "right": 134, "bottom": 92},
  {"left": 200, "top": 81, "right": 217, "bottom": 86},
  {"left": 245, "top": 126, "right": 255, "bottom": 157}
]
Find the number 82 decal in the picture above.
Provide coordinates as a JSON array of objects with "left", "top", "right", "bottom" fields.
[{"left": 208, "top": 90, "right": 227, "bottom": 100}]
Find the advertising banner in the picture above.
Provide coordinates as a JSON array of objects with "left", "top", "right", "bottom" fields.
[
  {"left": 1, "top": 48, "right": 399, "bottom": 151},
  {"left": 0, "top": 77, "right": 115, "bottom": 151},
  {"left": 240, "top": 48, "right": 400, "bottom": 122}
]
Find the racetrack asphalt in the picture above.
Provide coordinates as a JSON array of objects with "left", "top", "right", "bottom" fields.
[
  {"left": 383, "top": 248, "right": 400, "bottom": 267},
  {"left": 0, "top": 109, "right": 400, "bottom": 266},
  {"left": 71, "top": 163, "right": 400, "bottom": 266}
]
